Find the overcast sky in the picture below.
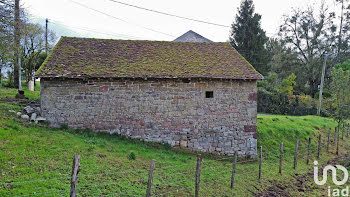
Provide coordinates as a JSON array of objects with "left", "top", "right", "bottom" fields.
[{"left": 23, "top": 0, "right": 338, "bottom": 42}]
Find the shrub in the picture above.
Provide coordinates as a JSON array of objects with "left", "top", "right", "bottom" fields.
[
  {"left": 162, "top": 143, "right": 172, "bottom": 150},
  {"left": 127, "top": 152, "right": 136, "bottom": 160},
  {"left": 298, "top": 95, "right": 313, "bottom": 108},
  {"left": 258, "top": 88, "right": 317, "bottom": 116},
  {"left": 87, "top": 145, "right": 95, "bottom": 152},
  {"left": 60, "top": 124, "right": 68, "bottom": 130},
  {"left": 314, "top": 90, "right": 332, "bottom": 99}
]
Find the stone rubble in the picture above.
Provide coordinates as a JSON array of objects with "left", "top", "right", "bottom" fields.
[
  {"left": 9, "top": 105, "right": 46, "bottom": 123},
  {"left": 30, "top": 113, "right": 37, "bottom": 121},
  {"left": 21, "top": 114, "right": 30, "bottom": 120}
]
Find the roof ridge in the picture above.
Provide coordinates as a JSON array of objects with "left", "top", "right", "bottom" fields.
[{"left": 60, "top": 36, "right": 222, "bottom": 44}]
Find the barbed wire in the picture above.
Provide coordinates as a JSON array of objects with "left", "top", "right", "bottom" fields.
[
  {"left": 0, "top": 176, "right": 70, "bottom": 186},
  {"left": 79, "top": 168, "right": 147, "bottom": 179},
  {"left": 0, "top": 164, "right": 71, "bottom": 174},
  {"left": 155, "top": 163, "right": 196, "bottom": 172},
  {"left": 154, "top": 169, "right": 196, "bottom": 180}
]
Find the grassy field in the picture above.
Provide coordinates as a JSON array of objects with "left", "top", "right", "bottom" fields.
[
  {"left": 0, "top": 80, "right": 40, "bottom": 100},
  {"left": 0, "top": 85, "right": 349, "bottom": 196}
]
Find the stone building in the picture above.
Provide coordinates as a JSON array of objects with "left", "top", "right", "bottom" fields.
[{"left": 36, "top": 37, "right": 263, "bottom": 156}]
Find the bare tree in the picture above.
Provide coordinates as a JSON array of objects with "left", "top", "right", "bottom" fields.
[
  {"left": 279, "top": 3, "right": 338, "bottom": 96},
  {"left": 0, "top": 0, "right": 15, "bottom": 84}
]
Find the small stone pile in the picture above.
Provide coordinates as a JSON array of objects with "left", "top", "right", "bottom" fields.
[{"left": 9, "top": 106, "right": 46, "bottom": 123}]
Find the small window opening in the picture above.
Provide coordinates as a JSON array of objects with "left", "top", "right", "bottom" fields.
[
  {"left": 205, "top": 91, "right": 214, "bottom": 98},
  {"left": 182, "top": 78, "right": 190, "bottom": 83}
]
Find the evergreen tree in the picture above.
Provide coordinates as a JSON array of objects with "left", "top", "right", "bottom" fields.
[{"left": 230, "top": 0, "right": 270, "bottom": 76}]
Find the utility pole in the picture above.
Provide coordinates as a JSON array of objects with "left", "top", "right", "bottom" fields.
[
  {"left": 14, "top": 0, "right": 20, "bottom": 89},
  {"left": 45, "top": 18, "right": 48, "bottom": 54},
  {"left": 18, "top": 56, "right": 21, "bottom": 90},
  {"left": 317, "top": 54, "right": 328, "bottom": 116}
]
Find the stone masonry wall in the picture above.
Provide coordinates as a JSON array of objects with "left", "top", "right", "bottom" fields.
[{"left": 40, "top": 78, "right": 258, "bottom": 156}]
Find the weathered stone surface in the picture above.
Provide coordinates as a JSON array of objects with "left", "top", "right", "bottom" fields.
[
  {"left": 30, "top": 113, "right": 37, "bottom": 121},
  {"left": 17, "top": 112, "right": 22, "bottom": 117},
  {"left": 180, "top": 140, "right": 188, "bottom": 148},
  {"left": 244, "top": 125, "right": 257, "bottom": 133},
  {"left": 24, "top": 106, "right": 35, "bottom": 114},
  {"left": 21, "top": 114, "right": 29, "bottom": 120},
  {"left": 248, "top": 92, "right": 258, "bottom": 101},
  {"left": 35, "top": 117, "right": 46, "bottom": 121},
  {"left": 41, "top": 78, "right": 258, "bottom": 157}
]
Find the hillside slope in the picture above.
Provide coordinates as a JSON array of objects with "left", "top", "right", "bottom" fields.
[{"left": 0, "top": 87, "right": 348, "bottom": 196}]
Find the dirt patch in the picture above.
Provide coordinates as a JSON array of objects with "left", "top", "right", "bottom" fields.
[
  {"left": 97, "top": 154, "right": 107, "bottom": 158},
  {"left": 256, "top": 156, "right": 344, "bottom": 197},
  {"left": 256, "top": 181, "right": 290, "bottom": 197}
]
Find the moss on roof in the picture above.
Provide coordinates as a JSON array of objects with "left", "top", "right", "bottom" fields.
[{"left": 36, "top": 37, "right": 263, "bottom": 80}]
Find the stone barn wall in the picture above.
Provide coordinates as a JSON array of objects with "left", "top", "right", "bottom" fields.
[{"left": 40, "top": 78, "right": 258, "bottom": 156}]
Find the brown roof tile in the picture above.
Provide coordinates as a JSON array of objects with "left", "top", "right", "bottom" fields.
[{"left": 36, "top": 37, "right": 263, "bottom": 80}]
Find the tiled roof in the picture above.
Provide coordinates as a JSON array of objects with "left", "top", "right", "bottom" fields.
[
  {"left": 174, "top": 30, "right": 213, "bottom": 43},
  {"left": 36, "top": 37, "right": 263, "bottom": 80}
]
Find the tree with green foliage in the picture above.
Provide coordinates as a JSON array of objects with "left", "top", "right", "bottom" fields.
[
  {"left": 21, "top": 22, "right": 55, "bottom": 83},
  {"left": 277, "top": 73, "right": 296, "bottom": 96},
  {"left": 279, "top": 4, "right": 338, "bottom": 98},
  {"left": 266, "top": 39, "right": 308, "bottom": 94},
  {"left": 335, "top": 59, "right": 350, "bottom": 71},
  {"left": 279, "top": 1, "right": 350, "bottom": 97},
  {"left": 329, "top": 67, "right": 350, "bottom": 126},
  {"left": 229, "top": 0, "right": 270, "bottom": 76},
  {"left": 0, "top": 1, "right": 56, "bottom": 87}
]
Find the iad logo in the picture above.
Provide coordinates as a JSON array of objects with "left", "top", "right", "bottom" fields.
[
  {"left": 314, "top": 161, "right": 349, "bottom": 185},
  {"left": 313, "top": 161, "right": 349, "bottom": 196}
]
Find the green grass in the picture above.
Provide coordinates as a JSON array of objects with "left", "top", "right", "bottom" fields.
[
  {"left": 257, "top": 115, "right": 338, "bottom": 156},
  {"left": 0, "top": 85, "right": 349, "bottom": 196},
  {"left": 0, "top": 80, "right": 40, "bottom": 100}
]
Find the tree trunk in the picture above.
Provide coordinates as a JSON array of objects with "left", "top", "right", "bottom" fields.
[
  {"left": 13, "top": 0, "right": 20, "bottom": 88},
  {"left": 309, "top": 79, "right": 316, "bottom": 98},
  {"left": 0, "top": 66, "right": 2, "bottom": 86}
]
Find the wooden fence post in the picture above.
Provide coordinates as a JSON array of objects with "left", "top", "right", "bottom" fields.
[
  {"left": 334, "top": 127, "right": 337, "bottom": 145},
  {"left": 230, "top": 151, "right": 238, "bottom": 189},
  {"left": 306, "top": 138, "right": 311, "bottom": 165},
  {"left": 317, "top": 134, "right": 321, "bottom": 159},
  {"left": 327, "top": 128, "right": 331, "bottom": 153},
  {"left": 195, "top": 154, "right": 202, "bottom": 197},
  {"left": 336, "top": 128, "right": 340, "bottom": 155},
  {"left": 70, "top": 155, "right": 80, "bottom": 197},
  {"left": 146, "top": 159, "right": 156, "bottom": 197},
  {"left": 294, "top": 139, "right": 299, "bottom": 169},
  {"left": 279, "top": 142, "right": 283, "bottom": 174},
  {"left": 259, "top": 146, "right": 262, "bottom": 179}
]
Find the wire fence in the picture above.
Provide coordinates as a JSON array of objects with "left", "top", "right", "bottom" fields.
[{"left": 0, "top": 125, "right": 349, "bottom": 197}]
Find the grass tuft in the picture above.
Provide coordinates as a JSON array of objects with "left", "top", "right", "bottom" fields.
[{"left": 127, "top": 152, "right": 136, "bottom": 160}]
